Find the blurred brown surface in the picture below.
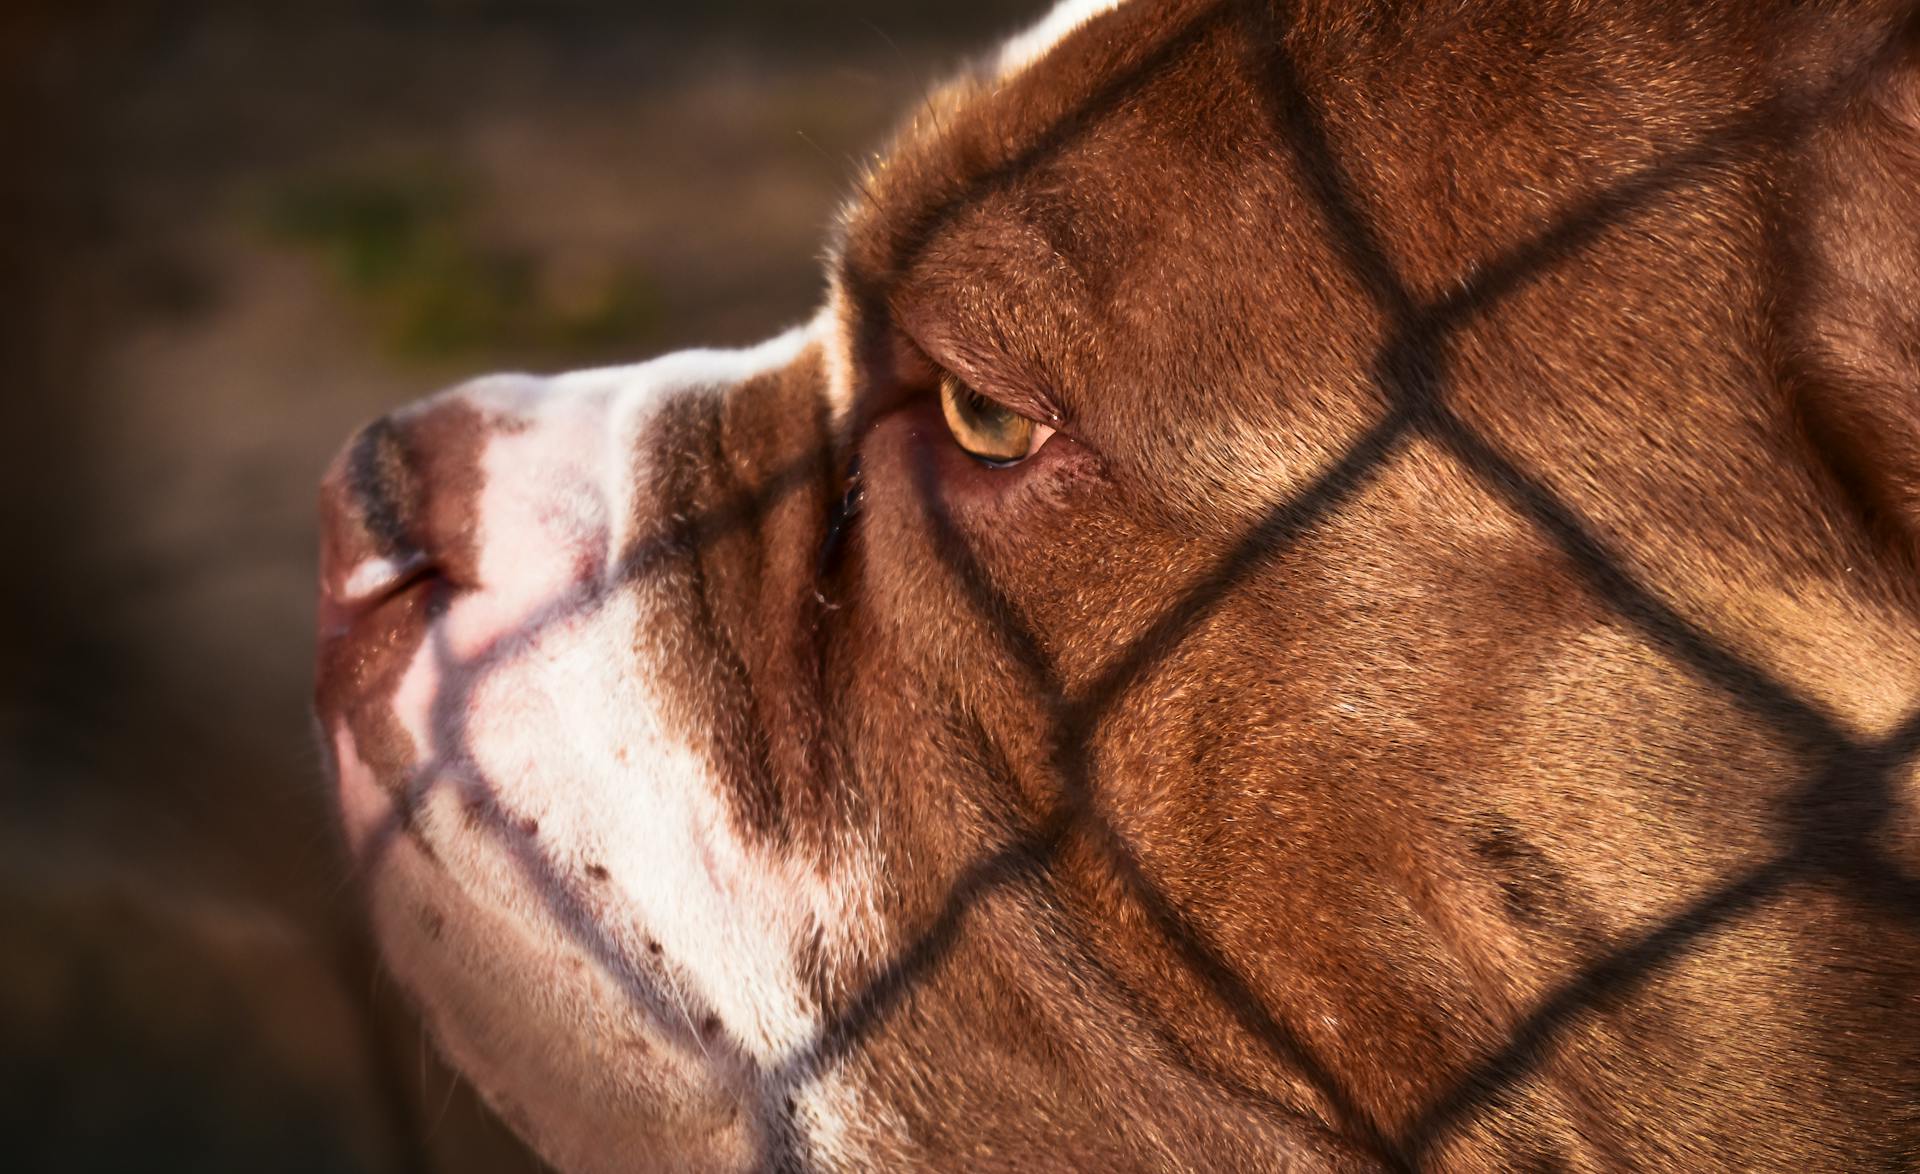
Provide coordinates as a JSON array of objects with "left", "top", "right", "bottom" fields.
[{"left": 0, "top": 2, "right": 1030, "bottom": 1169}]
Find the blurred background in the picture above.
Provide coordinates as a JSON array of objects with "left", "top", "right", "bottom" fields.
[{"left": 0, "top": 2, "right": 1034, "bottom": 1168}]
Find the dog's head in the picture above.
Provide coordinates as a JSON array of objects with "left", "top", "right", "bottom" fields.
[{"left": 315, "top": 2, "right": 1920, "bottom": 1169}]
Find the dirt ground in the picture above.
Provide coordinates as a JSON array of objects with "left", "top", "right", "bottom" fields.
[{"left": 0, "top": 2, "right": 1030, "bottom": 1168}]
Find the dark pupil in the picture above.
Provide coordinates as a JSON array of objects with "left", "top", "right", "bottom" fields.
[
  {"left": 941, "top": 374, "right": 1030, "bottom": 465},
  {"left": 963, "top": 386, "right": 1011, "bottom": 428}
]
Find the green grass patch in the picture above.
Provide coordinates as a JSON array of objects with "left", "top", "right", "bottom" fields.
[{"left": 261, "top": 169, "right": 662, "bottom": 363}]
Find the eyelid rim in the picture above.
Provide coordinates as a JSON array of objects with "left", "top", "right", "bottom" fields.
[
  {"left": 941, "top": 372, "right": 1059, "bottom": 462},
  {"left": 893, "top": 306, "right": 1071, "bottom": 438}
]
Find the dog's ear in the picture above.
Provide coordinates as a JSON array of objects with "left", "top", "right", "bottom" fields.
[{"left": 1786, "top": 19, "right": 1920, "bottom": 568}]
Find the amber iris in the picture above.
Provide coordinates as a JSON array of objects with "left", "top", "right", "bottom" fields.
[{"left": 938, "top": 373, "right": 1037, "bottom": 466}]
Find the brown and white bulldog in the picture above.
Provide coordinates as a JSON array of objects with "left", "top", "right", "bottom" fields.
[{"left": 314, "top": 1, "right": 1920, "bottom": 1169}]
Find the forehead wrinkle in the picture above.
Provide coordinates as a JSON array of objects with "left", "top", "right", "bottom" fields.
[
  {"left": 840, "top": 0, "right": 1232, "bottom": 287},
  {"left": 834, "top": 0, "right": 1235, "bottom": 419}
]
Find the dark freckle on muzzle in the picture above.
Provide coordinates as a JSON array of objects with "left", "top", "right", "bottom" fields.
[{"left": 460, "top": 793, "right": 491, "bottom": 830}]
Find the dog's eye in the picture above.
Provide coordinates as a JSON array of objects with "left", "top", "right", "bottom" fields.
[{"left": 938, "top": 373, "right": 1054, "bottom": 466}]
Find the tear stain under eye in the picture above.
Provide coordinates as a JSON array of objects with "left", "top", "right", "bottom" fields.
[{"left": 815, "top": 455, "right": 864, "bottom": 599}]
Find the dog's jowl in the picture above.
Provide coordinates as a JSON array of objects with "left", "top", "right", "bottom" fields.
[{"left": 315, "top": 1, "right": 1920, "bottom": 1169}]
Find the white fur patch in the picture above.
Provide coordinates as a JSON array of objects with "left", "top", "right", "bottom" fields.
[
  {"left": 453, "top": 321, "right": 815, "bottom": 603},
  {"left": 815, "top": 293, "right": 859, "bottom": 430},
  {"left": 996, "top": 0, "right": 1133, "bottom": 76},
  {"left": 332, "top": 318, "right": 884, "bottom": 1169},
  {"left": 791, "top": 1067, "right": 911, "bottom": 1172}
]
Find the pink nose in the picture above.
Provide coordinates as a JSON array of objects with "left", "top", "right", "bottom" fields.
[{"left": 317, "top": 402, "right": 487, "bottom": 628}]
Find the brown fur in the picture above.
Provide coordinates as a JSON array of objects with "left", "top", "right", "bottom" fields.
[
  {"left": 327, "top": 0, "right": 1920, "bottom": 1167},
  {"left": 802, "top": 0, "right": 1920, "bottom": 1166}
]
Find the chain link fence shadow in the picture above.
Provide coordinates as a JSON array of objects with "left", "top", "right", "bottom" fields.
[{"left": 345, "top": 1, "right": 1920, "bottom": 1168}]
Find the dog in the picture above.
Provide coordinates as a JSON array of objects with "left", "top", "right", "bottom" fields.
[{"left": 314, "top": 0, "right": 1920, "bottom": 1168}]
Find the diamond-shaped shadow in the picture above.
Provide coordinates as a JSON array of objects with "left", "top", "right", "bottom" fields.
[{"left": 337, "top": 2, "right": 1920, "bottom": 1168}]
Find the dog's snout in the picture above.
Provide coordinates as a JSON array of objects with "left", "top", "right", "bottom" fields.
[{"left": 318, "top": 373, "right": 636, "bottom": 656}]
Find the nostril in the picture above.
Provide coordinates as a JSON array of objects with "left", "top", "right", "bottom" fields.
[
  {"left": 339, "top": 549, "right": 437, "bottom": 608},
  {"left": 320, "top": 414, "right": 427, "bottom": 607},
  {"left": 320, "top": 396, "right": 495, "bottom": 623}
]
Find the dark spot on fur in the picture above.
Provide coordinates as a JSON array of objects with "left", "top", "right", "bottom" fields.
[
  {"left": 460, "top": 791, "right": 492, "bottom": 830},
  {"left": 518, "top": 814, "right": 539, "bottom": 837},
  {"left": 1473, "top": 826, "right": 1562, "bottom": 924},
  {"left": 585, "top": 863, "right": 610, "bottom": 882},
  {"left": 419, "top": 906, "right": 445, "bottom": 941},
  {"left": 700, "top": 1014, "right": 722, "bottom": 1040},
  {"left": 646, "top": 938, "right": 662, "bottom": 955}
]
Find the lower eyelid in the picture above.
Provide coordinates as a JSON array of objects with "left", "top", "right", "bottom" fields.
[{"left": 881, "top": 395, "right": 1099, "bottom": 506}]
